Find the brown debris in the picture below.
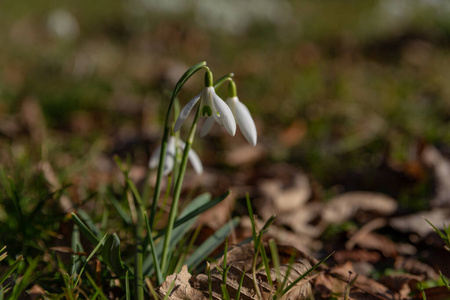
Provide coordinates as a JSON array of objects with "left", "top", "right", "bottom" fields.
[{"left": 322, "top": 191, "right": 397, "bottom": 224}]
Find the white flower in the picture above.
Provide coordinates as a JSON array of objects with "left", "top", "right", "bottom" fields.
[
  {"left": 225, "top": 96, "right": 257, "bottom": 146},
  {"left": 149, "top": 136, "right": 203, "bottom": 176},
  {"left": 174, "top": 86, "right": 236, "bottom": 136}
]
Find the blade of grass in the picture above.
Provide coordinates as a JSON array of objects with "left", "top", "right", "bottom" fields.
[
  {"left": 125, "top": 271, "right": 130, "bottom": 300},
  {"left": 282, "top": 252, "right": 334, "bottom": 295},
  {"left": 74, "top": 234, "right": 108, "bottom": 288},
  {"left": 71, "top": 213, "right": 100, "bottom": 245},
  {"left": 144, "top": 211, "right": 163, "bottom": 285},
  {"left": 77, "top": 209, "right": 101, "bottom": 237},
  {"left": 259, "top": 243, "right": 273, "bottom": 286},
  {"left": 0, "top": 255, "right": 24, "bottom": 286},
  {"left": 221, "top": 284, "right": 231, "bottom": 300},
  {"left": 185, "top": 217, "right": 240, "bottom": 271},
  {"left": 235, "top": 270, "right": 246, "bottom": 300},
  {"left": 142, "top": 193, "right": 211, "bottom": 275},
  {"left": 11, "top": 257, "right": 39, "bottom": 299},
  {"left": 269, "top": 239, "right": 281, "bottom": 287},
  {"left": 86, "top": 272, "right": 108, "bottom": 300}
]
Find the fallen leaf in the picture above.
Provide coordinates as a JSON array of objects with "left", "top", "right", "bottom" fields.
[
  {"left": 226, "top": 144, "right": 265, "bottom": 166},
  {"left": 314, "top": 262, "right": 396, "bottom": 300},
  {"left": 390, "top": 208, "right": 450, "bottom": 237},
  {"left": 421, "top": 145, "right": 450, "bottom": 207},
  {"left": 379, "top": 273, "right": 421, "bottom": 299},
  {"left": 394, "top": 256, "right": 439, "bottom": 280},
  {"left": 322, "top": 191, "right": 397, "bottom": 224},
  {"left": 259, "top": 171, "right": 312, "bottom": 214},
  {"left": 157, "top": 265, "right": 207, "bottom": 300}
]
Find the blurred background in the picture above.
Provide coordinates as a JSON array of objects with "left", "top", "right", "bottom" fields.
[{"left": 2, "top": 0, "right": 450, "bottom": 208}]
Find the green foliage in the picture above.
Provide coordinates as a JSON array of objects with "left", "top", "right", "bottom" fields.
[{"left": 426, "top": 219, "right": 450, "bottom": 251}]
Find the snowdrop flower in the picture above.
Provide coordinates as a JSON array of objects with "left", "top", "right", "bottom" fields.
[
  {"left": 174, "top": 70, "right": 236, "bottom": 136},
  {"left": 149, "top": 136, "right": 203, "bottom": 176},
  {"left": 202, "top": 80, "right": 257, "bottom": 146}
]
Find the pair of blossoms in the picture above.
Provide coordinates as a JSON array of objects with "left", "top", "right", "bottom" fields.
[{"left": 149, "top": 70, "right": 257, "bottom": 175}]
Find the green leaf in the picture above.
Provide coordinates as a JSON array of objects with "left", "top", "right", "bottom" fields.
[
  {"left": 282, "top": 252, "right": 334, "bottom": 295},
  {"left": 71, "top": 213, "right": 100, "bottom": 245},
  {"left": 185, "top": 217, "right": 240, "bottom": 270},
  {"left": 144, "top": 212, "right": 163, "bottom": 285},
  {"left": 74, "top": 234, "right": 108, "bottom": 287},
  {"left": 155, "top": 190, "right": 230, "bottom": 240},
  {"left": 0, "top": 255, "right": 24, "bottom": 286},
  {"left": 102, "top": 233, "right": 126, "bottom": 275}
]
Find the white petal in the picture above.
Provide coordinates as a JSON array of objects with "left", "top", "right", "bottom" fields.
[
  {"left": 149, "top": 137, "right": 176, "bottom": 176},
  {"left": 162, "top": 153, "right": 175, "bottom": 176},
  {"left": 174, "top": 91, "right": 202, "bottom": 132},
  {"left": 177, "top": 140, "right": 203, "bottom": 174},
  {"left": 235, "top": 100, "right": 257, "bottom": 146},
  {"left": 212, "top": 93, "right": 236, "bottom": 136},
  {"left": 148, "top": 144, "right": 162, "bottom": 168},
  {"left": 188, "top": 148, "right": 203, "bottom": 174},
  {"left": 200, "top": 117, "right": 215, "bottom": 137}
]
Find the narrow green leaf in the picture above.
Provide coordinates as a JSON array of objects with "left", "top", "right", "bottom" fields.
[
  {"left": 86, "top": 272, "right": 108, "bottom": 300},
  {"left": 155, "top": 191, "right": 230, "bottom": 239},
  {"left": 110, "top": 196, "right": 132, "bottom": 225},
  {"left": 282, "top": 252, "right": 334, "bottom": 295},
  {"left": 0, "top": 255, "right": 24, "bottom": 286},
  {"left": 71, "top": 213, "right": 100, "bottom": 245},
  {"left": 144, "top": 212, "right": 163, "bottom": 285},
  {"left": 143, "top": 193, "right": 212, "bottom": 275},
  {"left": 221, "top": 284, "right": 231, "bottom": 300},
  {"left": 235, "top": 271, "right": 246, "bottom": 300},
  {"left": 259, "top": 243, "right": 273, "bottom": 286},
  {"left": 102, "top": 233, "right": 126, "bottom": 275},
  {"left": 77, "top": 209, "right": 101, "bottom": 237},
  {"left": 74, "top": 234, "right": 108, "bottom": 287},
  {"left": 11, "top": 257, "right": 39, "bottom": 299},
  {"left": 425, "top": 219, "right": 447, "bottom": 241},
  {"left": 125, "top": 271, "right": 130, "bottom": 300}
]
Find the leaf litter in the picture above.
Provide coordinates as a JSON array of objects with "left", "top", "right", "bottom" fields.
[{"left": 157, "top": 144, "right": 450, "bottom": 299}]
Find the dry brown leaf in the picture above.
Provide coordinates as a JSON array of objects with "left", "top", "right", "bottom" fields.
[
  {"left": 259, "top": 171, "right": 312, "bottom": 214},
  {"left": 193, "top": 259, "right": 313, "bottom": 300},
  {"left": 334, "top": 249, "right": 381, "bottom": 264},
  {"left": 281, "top": 203, "right": 325, "bottom": 238},
  {"left": 315, "top": 262, "right": 395, "bottom": 300},
  {"left": 157, "top": 265, "right": 207, "bottom": 300},
  {"left": 196, "top": 191, "right": 236, "bottom": 230},
  {"left": 20, "top": 97, "right": 46, "bottom": 145},
  {"left": 275, "top": 262, "right": 313, "bottom": 300},
  {"left": 226, "top": 144, "right": 265, "bottom": 166},
  {"left": 349, "top": 232, "right": 398, "bottom": 257},
  {"left": 322, "top": 191, "right": 397, "bottom": 224},
  {"left": 40, "top": 161, "right": 74, "bottom": 213},
  {"left": 240, "top": 216, "right": 319, "bottom": 253},
  {"left": 394, "top": 256, "right": 439, "bottom": 280},
  {"left": 389, "top": 208, "right": 450, "bottom": 237},
  {"left": 28, "top": 284, "right": 46, "bottom": 300},
  {"left": 415, "top": 286, "right": 450, "bottom": 300},
  {"left": 379, "top": 273, "right": 422, "bottom": 299},
  {"left": 279, "top": 120, "right": 307, "bottom": 147},
  {"left": 421, "top": 145, "right": 450, "bottom": 207}
]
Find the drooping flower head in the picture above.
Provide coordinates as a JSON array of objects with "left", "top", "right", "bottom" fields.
[
  {"left": 174, "top": 70, "right": 236, "bottom": 136},
  {"left": 149, "top": 136, "right": 203, "bottom": 176},
  {"left": 201, "top": 80, "right": 257, "bottom": 146}
]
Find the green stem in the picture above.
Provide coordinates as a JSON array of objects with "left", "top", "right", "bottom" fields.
[
  {"left": 149, "top": 61, "right": 207, "bottom": 228},
  {"left": 160, "top": 106, "right": 201, "bottom": 274},
  {"left": 135, "top": 213, "right": 144, "bottom": 300}
]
